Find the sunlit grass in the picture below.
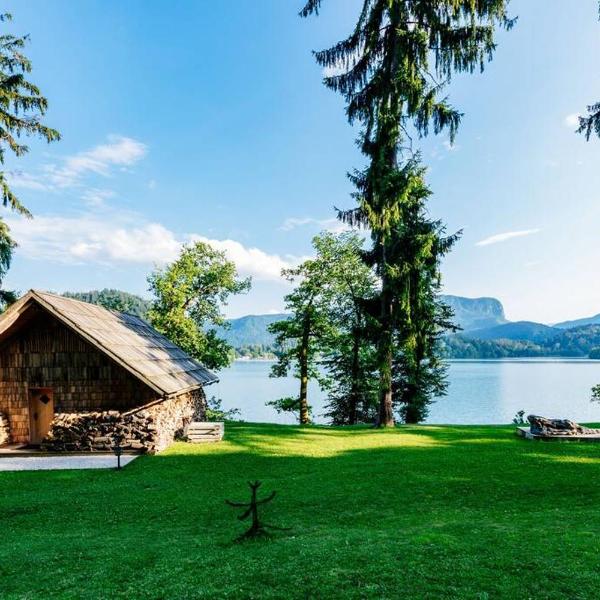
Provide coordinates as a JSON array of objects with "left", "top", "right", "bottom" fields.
[{"left": 2, "top": 422, "right": 600, "bottom": 599}]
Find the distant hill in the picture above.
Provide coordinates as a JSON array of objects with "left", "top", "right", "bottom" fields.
[
  {"left": 441, "top": 295, "right": 506, "bottom": 331},
  {"left": 444, "top": 324, "right": 600, "bottom": 358},
  {"left": 216, "top": 313, "right": 288, "bottom": 347},
  {"left": 554, "top": 313, "right": 600, "bottom": 330},
  {"left": 218, "top": 295, "right": 508, "bottom": 350},
  {"left": 62, "top": 289, "right": 152, "bottom": 319},
  {"left": 463, "top": 321, "right": 560, "bottom": 344}
]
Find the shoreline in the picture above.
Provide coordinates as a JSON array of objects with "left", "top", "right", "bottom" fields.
[{"left": 233, "top": 356, "right": 600, "bottom": 364}]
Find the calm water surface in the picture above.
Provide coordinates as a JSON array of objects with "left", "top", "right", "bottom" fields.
[{"left": 213, "top": 359, "right": 600, "bottom": 425}]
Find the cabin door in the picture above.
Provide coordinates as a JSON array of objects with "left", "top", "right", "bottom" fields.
[{"left": 28, "top": 388, "right": 54, "bottom": 445}]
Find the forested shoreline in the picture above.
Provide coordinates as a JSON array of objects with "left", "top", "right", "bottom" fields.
[{"left": 232, "top": 324, "right": 600, "bottom": 361}]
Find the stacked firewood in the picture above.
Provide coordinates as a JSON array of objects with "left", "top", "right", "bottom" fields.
[
  {"left": 41, "top": 410, "right": 158, "bottom": 453},
  {"left": 0, "top": 412, "right": 10, "bottom": 446}
]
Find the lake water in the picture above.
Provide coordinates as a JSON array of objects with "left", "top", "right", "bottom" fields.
[{"left": 211, "top": 359, "right": 600, "bottom": 425}]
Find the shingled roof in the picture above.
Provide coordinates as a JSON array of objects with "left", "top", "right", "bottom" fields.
[{"left": 0, "top": 290, "right": 218, "bottom": 396}]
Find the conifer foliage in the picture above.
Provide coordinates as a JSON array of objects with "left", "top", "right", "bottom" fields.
[
  {"left": 0, "top": 13, "right": 60, "bottom": 309},
  {"left": 578, "top": 1, "right": 600, "bottom": 140},
  {"left": 301, "top": 0, "right": 511, "bottom": 425}
]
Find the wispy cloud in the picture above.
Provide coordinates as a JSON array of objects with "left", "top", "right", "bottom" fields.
[
  {"left": 475, "top": 228, "right": 540, "bottom": 247},
  {"left": 6, "top": 207, "right": 298, "bottom": 282},
  {"left": 6, "top": 170, "right": 51, "bottom": 191},
  {"left": 7, "top": 135, "right": 147, "bottom": 192},
  {"left": 564, "top": 113, "right": 581, "bottom": 128},
  {"left": 280, "top": 216, "right": 350, "bottom": 233},
  {"left": 45, "top": 135, "right": 147, "bottom": 188},
  {"left": 81, "top": 188, "right": 115, "bottom": 208}
]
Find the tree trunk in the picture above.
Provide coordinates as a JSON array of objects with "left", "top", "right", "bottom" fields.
[
  {"left": 299, "top": 314, "right": 311, "bottom": 425},
  {"left": 377, "top": 269, "right": 395, "bottom": 427},
  {"left": 349, "top": 331, "right": 360, "bottom": 425}
]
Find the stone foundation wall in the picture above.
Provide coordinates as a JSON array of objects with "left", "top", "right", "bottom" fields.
[
  {"left": 40, "top": 387, "right": 206, "bottom": 454},
  {"left": 0, "top": 412, "right": 10, "bottom": 446},
  {"left": 147, "top": 388, "right": 206, "bottom": 452}
]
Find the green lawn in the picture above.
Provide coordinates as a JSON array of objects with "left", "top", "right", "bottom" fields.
[{"left": 2, "top": 422, "right": 600, "bottom": 599}]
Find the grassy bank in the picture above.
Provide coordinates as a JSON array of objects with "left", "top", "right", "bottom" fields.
[{"left": 2, "top": 422, "right": 600, "bottom": 599}]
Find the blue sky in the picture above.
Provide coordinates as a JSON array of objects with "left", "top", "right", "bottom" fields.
[{"left": 2, "top": 0, "right": 600, "bottom": 323}]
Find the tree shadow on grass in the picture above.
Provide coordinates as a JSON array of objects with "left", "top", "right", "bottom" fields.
[{"left": 3, "top": 423, "right": 600, "bottom": 598}]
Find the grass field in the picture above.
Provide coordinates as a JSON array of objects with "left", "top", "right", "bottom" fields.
[{"left": 2, "top": 422, "right": 600, "bottom": 599}]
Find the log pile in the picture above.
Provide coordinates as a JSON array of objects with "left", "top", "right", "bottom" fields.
[
  {"left": 0, "top": 412, "right": 10, "bottom": 446},
  {"left": 41, "top": 410, "right": 159, "bottom": 453},
  {"left": 39, "top": 391, "right": 204, "bottom": 454}
]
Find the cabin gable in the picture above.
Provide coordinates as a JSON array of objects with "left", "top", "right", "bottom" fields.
[{"left": 0, "top": 308, "right": 157, "bottom": 443}]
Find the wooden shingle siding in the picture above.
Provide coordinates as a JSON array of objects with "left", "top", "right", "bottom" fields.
[{"left": 0, "top": 312, "right": 158, "bottom": 442}]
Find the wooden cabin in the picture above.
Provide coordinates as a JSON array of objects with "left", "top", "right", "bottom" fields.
[{"left": 0, "top": 290, "right": 218, "bottom": 452}]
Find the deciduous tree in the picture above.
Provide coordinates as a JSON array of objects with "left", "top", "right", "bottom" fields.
[
  {"left": 316, "top": 232, "right": 379, "bottom": 425},
  {"left": 268, "top": 249, "right": 335, "bottom": 424},
  {"left": 147, "top": 242, "right": 250, "bottom": 370}
]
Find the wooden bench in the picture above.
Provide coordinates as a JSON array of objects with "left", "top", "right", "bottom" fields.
[{"left": 186, "top": 422, "right": 224, "bottom": 443}]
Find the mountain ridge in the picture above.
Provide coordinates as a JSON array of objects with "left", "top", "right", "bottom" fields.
[
  {"left": 58, "top": 289, "right": 600, "bottom": 356},
  {"left": 216, "top": 295, "right": 509, "bottom": 348},
  {"left": 553, "top": 313, "right": 600, "bottom": 330}
]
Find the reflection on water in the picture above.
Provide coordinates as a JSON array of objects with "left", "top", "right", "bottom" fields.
[{"left": 211, "top": 359, "right": 600, "bottom": 425}]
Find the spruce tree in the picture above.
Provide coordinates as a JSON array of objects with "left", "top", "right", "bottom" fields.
[
  {"left": 301, "top": 0, "right": 512, "bottom": 425},
  {"left": 386, "top": 162, "right": 459, "bottom": 422},
  {"left": 0, "top": 13, "right": 60, "bottom": 305},
  {"left": 577, "top": 2, "right": 600, "bottom": 140},
  {"left": 577, "top": 103, "right": 600, "bottom": 141},
  {"left": 0, "top": 219, "right": 15, "bottom": 311}
]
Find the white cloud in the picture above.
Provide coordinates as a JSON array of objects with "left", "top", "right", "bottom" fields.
[
  {"left": 280, "top": 216, "right": 351, "bottom": 233},
  {"left": 6, "top": 212, "right": 180, "bottom": 265},
  {"left": 6, "top": 208, "right": 294, "bottom": 282},
  {"left": 4, "top": 135, "right": 148, "bottom": 194},
  {"left": 475, "top": 228, "right": 540, "bottom": 247},
  {"left": 564, "top": 113, "right": 581, "bottom": 128},
  {"left": 44, "top": 135, "right": 147, "bottom": 188},
  {"left": 190, "top": 235, "right": 296, "bottom": 281},
  {"left": 81, "top": 188, "right": 115, "bottom": 208},
  {"left": 6, "top": 170, "right": 50, "bottom": 191}
]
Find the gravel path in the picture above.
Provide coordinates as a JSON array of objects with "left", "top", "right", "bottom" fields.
[{"left": 0, "top": 455, "right": 139, "bottom": 472}]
